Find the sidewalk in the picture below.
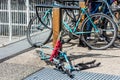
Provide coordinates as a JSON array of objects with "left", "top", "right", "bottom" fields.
[
  {"left": 0, "top": 39, "right": 120, "bottom": 80},
  {"left": 0, "top": 39, "right": 32, "bottom": 62}
]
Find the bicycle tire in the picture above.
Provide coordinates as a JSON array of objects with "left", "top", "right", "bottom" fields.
[
  {"left": 27, "top": 12, "right": 52, "bottom": 47},
  {"left": 81, "top": 13, "right": 117, "bottom": 50},
  {"left": 113, "top": 33, "right": 120, "bottom": 48},
  {"left": 98, "top": 0, "right": 120, "bottom": 48},
  {"left": 111, "top": 11, "right": 120, "bottom": 48}
]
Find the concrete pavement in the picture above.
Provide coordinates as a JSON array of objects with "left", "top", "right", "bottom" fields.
[
  {"left": 0, "top": 39, "right": 120, "bottom": 80},
  {"left": 0, "top": 39, "right": 32, "bottom": 63}
]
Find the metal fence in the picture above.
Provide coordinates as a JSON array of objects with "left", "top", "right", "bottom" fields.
[{"left": 0, "top": 0, "right": 52, "bottom": 46}]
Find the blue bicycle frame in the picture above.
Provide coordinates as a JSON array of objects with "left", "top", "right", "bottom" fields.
[{"left": 62, "top": 7, "right": 99, "bottom": 35}]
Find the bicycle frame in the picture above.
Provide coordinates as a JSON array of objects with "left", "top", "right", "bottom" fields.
[
  {"left": 40, "top": 2, "right": 99, "bottom": 36},
  {"left": 37, "top": 9, "right": 52, "bottom": 29},
  {"left": 62, "top": 7, "right": 99, "bottom": 35},
  {"left": 36, "top": 1, "right": 62, "bottom": 29},
  {"left": 39, "top": 44, "right": 74, "bottom": 70}
]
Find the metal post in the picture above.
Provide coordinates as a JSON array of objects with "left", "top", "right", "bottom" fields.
[
  {"left": 26, "top": 0, "right": 30, "bottom": 25},
  {"left": 52, "top": 8, "right": 61, "bottom": 47},
  {"left": 8, "top": 0, "right": 12, "bottom": 41}
]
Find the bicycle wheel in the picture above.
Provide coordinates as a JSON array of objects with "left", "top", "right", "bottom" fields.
[
  {"left": 81, "top": 13, "right": 117, "bottom": 50},
  {"left": 113, "top": 37, "right": 120, "bottom": 48},
  {"left": 113, "top": 27, "right": 120, "bottom": 48},
  {"left": 27, "top": 12, "right": 52, "bottom": 47},
  {"left": 112, "top": 11, "right": 120, "bottom": 48}
]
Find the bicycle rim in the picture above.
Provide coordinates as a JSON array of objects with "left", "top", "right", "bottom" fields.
[
  {"left": 113, "top": 35, "right": 120, "bottom": 48},
  {"left": 27, "top": 13, "right": 52, "bottom": 47},
  {"left": 81, "top": 13, "right": 117, "bottom": 50},
  {"left": 113, "top": 19, "right": 120, "bottom": 48}
]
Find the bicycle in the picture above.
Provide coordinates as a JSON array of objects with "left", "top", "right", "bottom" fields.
[
  {"left": 92, "top": 0, "right": 120, "bottom": 48},
  {"left": 26, "top": 0, "right": 79, "bottom": 47},
  {"left": 62, "top": 4, "right": 117, "bottom": 50},
  {"left": 26, "top": 1, "right": 53, "bottom": 47},
  {"left": 37, "top": 31, "right": 74, "bottom": 78},
  {"left": 27, "top": 0, "right": 117, "bottom": 50},
  {"left": 38, "top": 31, "right": 101, "bottom": 78}
]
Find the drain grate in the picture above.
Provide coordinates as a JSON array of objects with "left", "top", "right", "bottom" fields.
[{"left": 24, "top": 68, "right": 120, "bottom": 80}]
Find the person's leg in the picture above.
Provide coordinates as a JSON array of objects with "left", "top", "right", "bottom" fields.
[
  {"left": 104, "top": 0, "right": 114, "bottom": 14},
  {"left": 90, "top": 2, "right": 101, "bottom": 14},
  {"left": 86, "top": 2, "right": 101, "bottom": 36},
  {"left": 79, "top": 2, "right": 101, "bottom": 46}
]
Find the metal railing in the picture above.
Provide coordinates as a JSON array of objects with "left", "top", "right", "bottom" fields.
[{"left": 0, "top": 0, "right": 52, "bottom": 46}]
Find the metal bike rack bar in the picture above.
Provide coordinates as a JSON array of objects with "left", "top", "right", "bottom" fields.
[{"left": 35, "top": 4, "right": 80, "bottom": 9}]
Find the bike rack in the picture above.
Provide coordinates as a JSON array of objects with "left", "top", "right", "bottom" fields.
[
  {"left": 35, "top": 4, "right": 80, "bottom": 47},
  {"left": 34, "top": 1, "right": 100, "bottom": 78},
  {"left": 35, "top": 4, "right": 80, "bottom": 78}
]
